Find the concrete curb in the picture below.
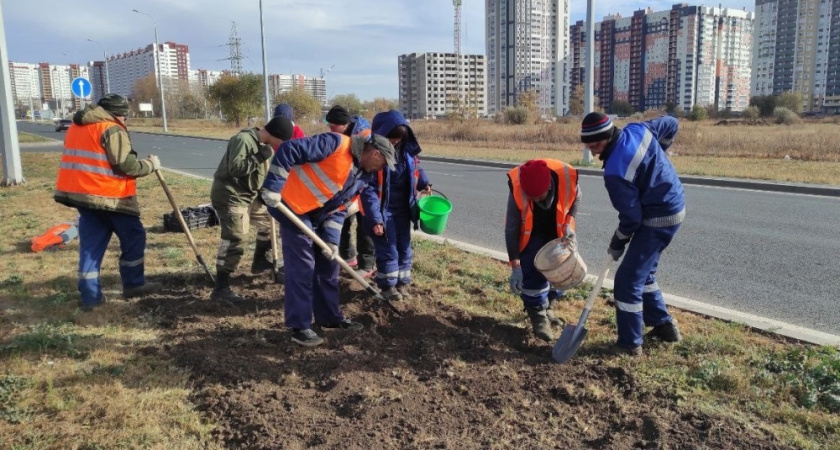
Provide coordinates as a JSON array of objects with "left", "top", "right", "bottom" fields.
[{"left": 415, "top": 232, "right": 840, "bottom": 348}]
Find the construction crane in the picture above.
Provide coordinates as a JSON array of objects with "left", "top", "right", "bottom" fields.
[{"left": 320, "top": 65, "right": 335, "bottom": 79}]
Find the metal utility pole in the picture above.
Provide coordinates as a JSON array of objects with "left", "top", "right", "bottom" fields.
[
  {"left": 227, "top": 22, "right": 244, "bottom": 76},
  {"left": 582, "top": 0, "right": 596, "bottom": 164},
  {"left": 259, "top": 0, "right": 271, "bottom": 122},
  {"left": 87, "top": 39, "right": 110, "bottom": 93},
  {"left": 0, "top": 0, "right": 24, "bottom": 186},
  {"left": 133, "top": 9, "right": 168, "bottom": 132},
  {"left": 453, "top": 0, "right": 463, "bottom": 114}
]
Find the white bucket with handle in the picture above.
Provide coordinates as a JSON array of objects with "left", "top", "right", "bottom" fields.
[{"left": 534, "top": 238, "right": 588, "bottom": 290}]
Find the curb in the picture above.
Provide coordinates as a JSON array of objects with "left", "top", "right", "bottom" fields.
[{"left": 415, "top": 233, "right": 840, "bottom": 348}]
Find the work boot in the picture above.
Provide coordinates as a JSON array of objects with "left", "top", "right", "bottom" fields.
[
  {"left": 291, "top": 328, "right": 325, "bottom": 347},
  {"left": 610, "top": 344, "right": 644, "bottom": 357},
  {"left": 317, "top": 318, "right": 364, "bottom": 331},
  {"left": 250, "top": 239, "right": 273, "bottom": 274},
  {"left": 396, "top": 284, "right": 411, "bottom": 299},
  {"left": 381, "top": 286, "right": 403, "bottom": 302},
  {"left": 79, "top": 294, "right": 107, "bottom": 312},
  {"left": 210, "top": 271, "right": 243, "bottom": 302},
  {"left": 646, "top": 320, "right": 682, "bottom": 343},
  {"left": 546, "top": 299, "right": 564, "bottom": 327},
  {"left": 525, "top": 306, "right": 554, "bottom": 342},
  {"left": 123, "top": 282, "right": 163, "bottom": 298}
]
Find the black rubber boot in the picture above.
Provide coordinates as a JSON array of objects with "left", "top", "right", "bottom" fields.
[
  {"left": 546, "top": 298, "right": 564, "bottom": 327},
  {"left": 210, "top": 271, "right": 243, "bottom": 302},
  {"left": 250, "top": 239, "right": 273, "bottom": 274},
  {"left": 646, "top": 320, "right": 682, "bottom": 342},
  {"left": 525, "top": 306, "right": 554, "bottom": 342}
]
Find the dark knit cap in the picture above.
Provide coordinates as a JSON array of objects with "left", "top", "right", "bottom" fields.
[
  {"left": 263, "top": 116, "right": 294, "bottom": 141},
  {"left": 273, "top": 103, "right": 294, "bottom": 120},
  {"left": 519, "top": 160, "right": 551, "bottom": 197},
  {"left": 581, "top": 112, "right": 614, "bottom": 143},
  {"left": 365, "top": 134, "right": 396, "bottom": 171},
  {"left": 98, "top": 93, "right": 129, "bottom": 117},
  {"left": 326, "top": 105, "right": 350, "bottom": 125}
]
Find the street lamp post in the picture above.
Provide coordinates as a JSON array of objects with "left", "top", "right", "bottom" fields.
[
  {"left": 86, "top": 39, "right": 110, "bottom": 94},
  {"left": 132, "top": 9, "right": 168, "bottom": 132},
  {"left": 259, "top": 0, "right": 271, "bottom": 122}
]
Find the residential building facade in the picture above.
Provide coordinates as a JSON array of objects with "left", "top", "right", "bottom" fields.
[
  {"left": 752, "top": 0, "right": 840, "bottom": 113},
  {"left": 486, "top": 0, "right": 571, "bottom": 116},
  {"left": 570, "top": 4, "right": 754, "bottom": 113},
  {"left": 268, "top": 74, "right": 328, "bottom": 105},
  {"left": 9, "top": 62, "right": 90, "bottom": 116},
  {"left": 398, "top": 52, "right": 487, "bottom": 119},
  {"left": 99, "top": 41, "right": 191, "bottom": 100}
]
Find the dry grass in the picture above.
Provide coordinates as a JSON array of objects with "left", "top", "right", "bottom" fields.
[
  {"left": 18, "top": 132, "right": 52, "bottom": 144},
  {"left": 128, "top": 117, "right": 840, "bottom": 185},
  {"left": 0, "top": 153, "right": 221, "bottom": 449}
]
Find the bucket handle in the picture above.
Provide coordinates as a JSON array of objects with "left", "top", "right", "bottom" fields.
[{"left": 418, "top": 187, "right": 447, "bottom": 200}]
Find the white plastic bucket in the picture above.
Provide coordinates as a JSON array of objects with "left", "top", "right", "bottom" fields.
[{"left": 533, "top": 238, "right": 588, "bottom": 290}]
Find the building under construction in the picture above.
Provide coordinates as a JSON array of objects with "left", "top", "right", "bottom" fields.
[{"left": 570, "top": 4, "right": 754, "bottom": 113}]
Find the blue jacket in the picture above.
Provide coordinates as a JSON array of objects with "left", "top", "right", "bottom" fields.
[
  {"left": 643, "top": 116, "right": 679, "bottom": 151},
  {"left": 348, "top": 115, "right": 370, "bottom": 137},
  {"left": 361, "top": 110, "right": 430, "bottom": 229},
  {"left": 262, "top": 132, "right": 371, "bottom": 244},
  {"left": 603, "top": 117, "right": 685, "bottom": 237}
]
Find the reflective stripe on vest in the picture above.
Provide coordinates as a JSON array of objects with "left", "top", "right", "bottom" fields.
[
  {"left": 281, "top": 135, "right": 354, "bottom": 215},
  {"left": 56, "top": 121, "right": 136, "bottom": 198},
  {"left": 507, "top": 160, "right": 578, "bottom": 252}
]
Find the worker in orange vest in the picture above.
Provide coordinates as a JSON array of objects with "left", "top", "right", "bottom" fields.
[
  {"left": 54, "top": 94, "right": 162, "bottom": 311},
  {"left": 505, "top": 159, "right": 580, "bottom": 341}
]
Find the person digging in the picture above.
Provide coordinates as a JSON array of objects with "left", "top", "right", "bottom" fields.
[{"left": 505, "top": 159, "right": 580, "bottom": 341}]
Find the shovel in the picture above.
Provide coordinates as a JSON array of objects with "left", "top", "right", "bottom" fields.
[
  {"left": 155, "top": 170, "right": 215, "bottom": 284},
  {"left": 264, "top": 160, "right": 282, "bottom": 283},
  {"left": 271, "top": 200, "right": 402, "bottom": 316},
  {"left": 552, "top": 258, "right": 614, "bottom": 363}
]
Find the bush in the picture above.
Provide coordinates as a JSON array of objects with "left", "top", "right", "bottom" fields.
[
  {"left": 689, "top": 105, "right": 708, "bottom": 121},
  {"left": 744, "top": 106, "right": 761, "bottom": 123},
  {"left": 504, "top": 106, "right": 531, "bottom": 125},
  {"left": 773, "top": 107, "right": 800, "bottom": 125}
]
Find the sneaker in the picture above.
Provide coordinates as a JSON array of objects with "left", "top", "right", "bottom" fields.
[
  {"left": 396, "top": 284, "right": 411, "bottom": 299},
  {"left": 209, "top": 287, "right": 244, "bottom": 302},
  {"left": 610, "top": 344, "right": 644, "bottom": 357},
  {"left": 122, "top": 281, "right": 162, "bottom": 298},
  {"left": 380, "top": 286, "right": 403, "bottom": 302},
  {"left": 646, "top": 321, "right": 682, "bottom": 343},
  {"left": 525, "top": 306, "right": 554, "bottom": 342},
  {"left": 318, "top": 318, "right": 364, "bottom": 331},
  {"left": 79, "top": 294, "right": 107, "bottom": 312},
  {"left": 291, "top": 328, "right": 324, "bottom": 347}
]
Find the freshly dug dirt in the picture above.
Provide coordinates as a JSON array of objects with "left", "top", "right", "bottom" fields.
[{"left": 137, "top": 273, "right": 793, "bottom": 450}]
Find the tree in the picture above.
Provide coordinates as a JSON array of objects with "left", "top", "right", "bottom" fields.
[
  {"left": 568, "top": 85, "right": 584, "bottom": 116},
  {"left": 131, "top": 74, "right": 160, "bottom": 117},
  {"left": 179, "top": 93, "right": 203, "bottom": 119},
  {"left": 209, "top": 73, "right": 263, "bottom": 127},
  {"left": 610, "top": 99, "right": 634, "bottom": 116},
  {"left": 369, "top": 97, "right": 398, "bottom": 114},
  {"left": 504, "top": 106, "right": 530, "bottom": 124},
  {"left": 688, "top": 104, "right": 707, "bottom": 121},
  {"left": 517, "top": 90, "right": 539, "bottom": 123},
  {"left": 744, "top": 106, "right": 760, "bottom": 123},
  {"left": 749, "top": 95, "right": 777, "bottom": 117},
  {"left": 275, "top": 87, "right": 322, "bottom": 121},
  {"left": 777, "top": 91, "right": 803, "bottom": 115},
  {"left": 329, "top": 94, "right": 363, "bottom": 115}
]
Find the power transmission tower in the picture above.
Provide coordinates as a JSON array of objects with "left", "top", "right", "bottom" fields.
[{"left": 227, "top": 22, "right": 244, "bottom": 75}]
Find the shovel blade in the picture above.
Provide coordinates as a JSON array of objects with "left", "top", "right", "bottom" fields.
[{"left": 552, "top": 324, "right": 588, "bottom": 363}]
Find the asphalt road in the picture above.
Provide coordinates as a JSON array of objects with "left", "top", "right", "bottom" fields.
[{"left": 19, "top": 121, "right": 840, "bottom": 335}]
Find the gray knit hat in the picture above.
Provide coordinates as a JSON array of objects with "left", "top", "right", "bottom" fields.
[{"left": 366, "top": 134, "right": 396, "bottom": 171}]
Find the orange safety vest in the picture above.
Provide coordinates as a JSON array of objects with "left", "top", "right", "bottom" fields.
[
  {"left": 507, "top": 159, "right": 578, "bottom": 252},
  {"left": 56, "top": 121, "right": 136, "bottom": 198},
  {"left": 281, "top": 134, "right": 354, "bottom": 215}
]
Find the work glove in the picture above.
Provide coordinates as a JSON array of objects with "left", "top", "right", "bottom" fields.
[
  {"left": 563, "top": 223, "right": 576, "bottom": 246},
  {"left": 608, "top": 229, "right": 632, "bottom": 261},
  {"left": 146, "top": 154, "right": 161, "bottom": 172},
  {"left": 509, "top": 266, "right": 523, "bottom": 295},
  {"left": 261, "top": 190, "right": 283, "bottom": 208},
  {"left": 256, "top": 144, "right": 274, "bottom": 163},
  {"left": 322, "top": 243, "right": 339, "bottom": 261}
]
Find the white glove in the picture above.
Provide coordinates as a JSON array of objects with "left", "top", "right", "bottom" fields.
[
  {"left": 563, "top": 223, "right": 576, "bottom": 242},
  {"left": 147, "top": 155, "right": 161, "bottom": 171},
  {"left": 509, "top": 267, "right": 523, "bottom": 295},
  {"left": 261, "top": 190, "right": 283, "bottom": 208},
  {"left": 322, "top": 243, "right": 339, "bottom": 260}
]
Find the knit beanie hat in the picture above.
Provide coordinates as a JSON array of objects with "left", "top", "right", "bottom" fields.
[
  {"left": 326, "top": 105, "right": 351, "bottom": 125},
  {"left": 273, "top": 103, "right": 294, "bottom": 120},
  {"left": 263, "top": 116, "right": 294, "bottom": 141},
  {"left": 581, "top": 112, "right": 614, "bottom": 143},
  {"left": 519, "top": 160, "right": 551, "bottom": 197}
]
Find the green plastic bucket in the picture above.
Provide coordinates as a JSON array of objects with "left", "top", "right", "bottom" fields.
[{"left": 417, "top": 195, "right": 453, "bottom": 235}]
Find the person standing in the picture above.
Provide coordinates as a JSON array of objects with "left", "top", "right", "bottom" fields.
[
  {"left": 261, "top": 133, "right": 396, "bottom": 347},
  {"left": 209, "top": 116, "right": 293, "bottom": 301},
  {"left": 54, "top": 94, "right": 162, "bottom": 311},
  {"left": 580, "top": 112, "right": 685, "bottom": 356},
  {"left": 505, "top": 159, "right": 580, "bottom": 341},
  {"left": 362, "top": 110, "right": 431, "bottom": 301},
  {"left": 325, "top": 105, "right": 376, "bottom": 277},
  {"left": 273, "top": 103, "right": 306, "bottom": 139}
]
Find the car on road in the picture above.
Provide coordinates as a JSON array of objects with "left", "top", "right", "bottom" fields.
[{"left": 55, "top": 118, "right": 72, "bottom": 132}]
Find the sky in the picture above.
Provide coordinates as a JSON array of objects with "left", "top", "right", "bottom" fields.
[{"left": 3, "top": 0, "right": 754, "bottom": 101}]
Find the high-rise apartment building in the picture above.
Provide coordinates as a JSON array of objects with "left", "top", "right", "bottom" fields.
[
  {"left": 9, "top": 62, "right": 89, "bottom": 115},
  {"left": 101, "top": 41, "right": 190, "bottom": 100},
  {"left": 9, "top": 62, "right": 40, "bottom": 106},
  {"left": 752, "top": 0, "right": 840, "bottom": 113},
  {"left": 570, "top": 5, "right": 753, "bottom": 113},
  {"left": 398, "top": 52, "right": 487, "bottom": 119},
  {"left": 486, "top": 0, "right": 571, "bottom": 116},
  {"left": 268, "top": 74, "right": 328, "bottom": 105}
]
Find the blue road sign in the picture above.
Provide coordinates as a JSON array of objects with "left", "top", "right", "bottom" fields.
[{"left": 71, "top": 77, "right": 92, "bottom": 98}]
